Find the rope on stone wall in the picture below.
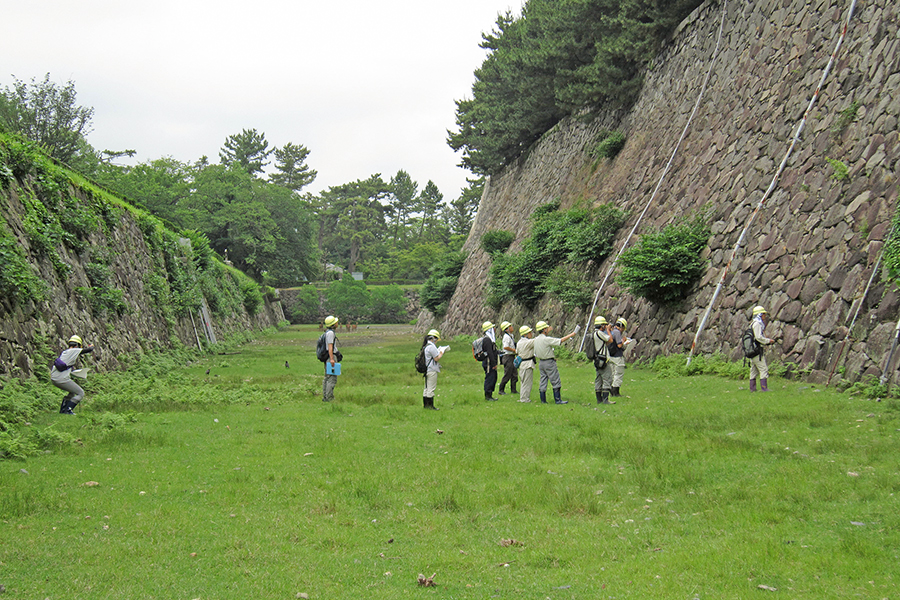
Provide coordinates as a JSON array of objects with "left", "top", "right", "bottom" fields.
[
  {"left": 827, "top": 221, "right": 894, "bottom": 385},
  {"left": 579, "top": 0, "right": 730, "bottom": 352},
  {"left": 686, "top": 0, "right": 859, "bottom": 366}
]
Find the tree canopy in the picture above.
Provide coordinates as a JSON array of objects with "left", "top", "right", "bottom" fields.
[{"left": 448, "top": 0, "right": 705, "bottom": 175}]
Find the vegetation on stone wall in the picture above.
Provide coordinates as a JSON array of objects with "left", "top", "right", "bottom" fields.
[
  {"left": 420, "top": 251, "right": 466, "bottom": 317},
  {"left": 882, "top": 205, "right": 900, "bottom": 283},
  {"left": 0, "top": 130, "right": 268, "bottom": 327},
  {"left": 617, "top": 210, "right": 711, "bottom": 305},
  {"left": 486, "top": 201, "right": 627, "bottom": 310},
  {"left": 481, "top": 229, "right": 515, "bottom": 255}
]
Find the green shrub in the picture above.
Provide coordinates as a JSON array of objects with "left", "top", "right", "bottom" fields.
[
  {"left": 486, "top": 203, "right": 625, "bottom": 310},
  {"left": 0, "top": 226, "right": 47, "bottom": 305},
  {"left": 368, "top": 284, "right": 408, "bottom": 323},
  {"left": 542, "top": 264, "right": 593, "bottom": 309},
  {"left": 420, "top": 251, "right": 465, "bottom": 316},
  {"left": 239, "top": 277, "right": 263, "bottom": 316},
  {"left": 617, "top": 211, "right": 710, "bottom": 305},
  {"left": 591, "top": 131, "right": 626, "bottom": 159},
  {"left": 825, "top": 157, "right": 850, "bottom": 181},
  {"left": 285, "top": 285, "right": 322, "bottom": 324},
  {"left": 481, "top": 230, "right": 515, "bottom": 255}
]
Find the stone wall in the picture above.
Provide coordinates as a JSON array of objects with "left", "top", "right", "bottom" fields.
[
  {"left": 1, "top": 177, "right": 284, "bottom": 379},
  {"left": 441, "top": 0, "right": 900, "bottom": 384}
]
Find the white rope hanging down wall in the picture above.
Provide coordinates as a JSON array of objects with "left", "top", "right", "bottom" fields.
[
  {"left": 579, "top": 0, "right": 730, "bottom": 352},
  {"left": 686, "top": 0, "right": 859, "bottom": 366}
]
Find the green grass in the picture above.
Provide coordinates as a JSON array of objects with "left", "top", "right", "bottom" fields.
[{"left": 2, "top": 325, "right": 899, "bottom": 598}]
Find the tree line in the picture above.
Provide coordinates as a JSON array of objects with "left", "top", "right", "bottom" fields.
[
  {"left": 447, "top": 0, "right": 705, "bottom": 176},
  {"left": 0, "top": 75, "right": 482, "bottom": 289}
]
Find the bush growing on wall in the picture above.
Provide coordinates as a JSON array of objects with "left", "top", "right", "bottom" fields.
[
  {"left": 617, "top": 211, "right": 711, "bottom": 305},
  {"left": 486, "top": 202, "right": 626, "bottom": 310},
  {"left": 420, "top": 251, "right": 465, "bottom": 317},
  {"left": 481, "top": 230, "right": 515, "bottom": 255}
]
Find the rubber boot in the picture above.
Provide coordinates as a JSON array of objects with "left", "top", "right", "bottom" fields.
[
  {"left": 423, "top": 396, "right": 429, "bottom": 409},
  {"left": 540, "top": 391, "right": 547, "bottom": 404},
  {"left": 595, "top": 391, "right": 603, "bottom": 404},
  {"left": 749, "top": 379, "right": 756, "bottom": 392},
  {"left": 485, "top": 393, "right": 496, "bottom": 401},
  {"left": 60, "top": 399, "right": 76, "bottom": 415},
  {"left": 760, "top": 378, "right": 768, "bottom": 392},
  {"left": 600, "top": 390, "right": 614, "bottom": 405},
  {"left": 427, "top": 397, "right": 438, "bottom": 410},
  {"left": 611, "top": 387, "right": 620, "bottom": 397},
  {"left": 553, "top": 388, "right": 567, "bottom": 404}
]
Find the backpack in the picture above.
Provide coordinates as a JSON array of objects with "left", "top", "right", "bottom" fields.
[
  {"left": 591, "top": 331, "right": 610, "bottom": 369},
  {"left": 415, "top": 346, "right": 428, "bottom": 374},
  {"left": 317, "top": 332, "right": 339, "bottom": 362},
  {"left": 584, "top": 332, "right": 597, "bottom": 360},
  {"left": 472, "top": 336, "right": 486, "bottom": 361},
  {"left": 742, "top": 327, "right": 761, "bottom": 359}
]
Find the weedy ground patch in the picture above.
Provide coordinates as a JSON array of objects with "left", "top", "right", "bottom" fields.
[{"left": 1, "top": 325, "right": 898, "bottom": 599}]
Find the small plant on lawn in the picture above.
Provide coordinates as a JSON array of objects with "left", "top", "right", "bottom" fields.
[{"left": 617, "top": 209, "right": 711, "bottom": 305}]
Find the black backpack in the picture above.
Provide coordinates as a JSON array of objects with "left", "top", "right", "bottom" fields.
[
  {"left": 415, "top": 346, "right": 428, "bottom": 374},
  {"left": 472, "top": 336, "right": 486, "bottom": 361},
  {"left": 317, "top": 333, "right": 339, "bottom": 362},
  {"left": 742, "top": 328, "right": 761, "bottom": 359},
  {"left": 587, "top": 331, "right": 609, "bottom": 368}
]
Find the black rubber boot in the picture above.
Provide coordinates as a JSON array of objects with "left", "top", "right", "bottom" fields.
[
  {"left": 428, "top": 397, "right": 438, "bottom": 410},
  {"left": 611, "top": 387, "right": 620, "bottom": 397},
  {"left": 423, "top": 396, "right": 429, "bottom": 409},
  {"left": 60, "top": 399, "right": 76, "bottom": 415},
  {"left": 540, "top": 391, "right": 547, "bottom": 404},
  {"left": 595, "top": 391, "right": 603, "bottom": 404},
  {"left": 601, "top": 391, "right": 614, "bottom": 404},
  {"left": 553, "top": 388, "right": 567, "bottom": 404}
]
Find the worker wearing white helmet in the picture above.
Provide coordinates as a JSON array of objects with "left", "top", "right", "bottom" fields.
[
  {"left": 50, "top": 334, "right": 95, "bottom": 415},
  {"left": 749, "top": 306, "right": 776, "bottom": 392}
]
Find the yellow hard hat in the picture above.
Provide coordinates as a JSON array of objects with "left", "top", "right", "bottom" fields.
[
  {"left": 427, "top": 329, "right": 441, "bottom": 340},
  {"left": 752, "top": 306, "right": 767, "bottom": 316},
  {"left": 594, "top": 316, "right": 608, "bottom": 326},
  {"left": 68, "top": 335, "right": 83, "bottom": 346},
  {"left": 482, "top": 321, "right": 495, "bottom": 332},
  {"left": 535, "top": 321, "right": 549, "bottom": 332},
  {"left": 500, "top": 321, "right": 511, "bottom": 331},
  {"left": 324, "top": 315, "right": 339, "bottom": 328},
  {"left": 519, "top": 325, "right": 532, "bottom": 336},
  {"left": 616, "top": 318, "right": 627, "bottom": 328}
]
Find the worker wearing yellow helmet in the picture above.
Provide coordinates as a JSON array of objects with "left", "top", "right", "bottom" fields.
[
  {"left": 322, "top": 315, "right": 342, "bottom": 402},
  {"left": 591, "top": 316, "right": 615, "bottom": 405},
  {"left": 50, "top": 334, "right": 95, "bottom": 415},
  {"left": 498, "top": 321, "right": 518, "bottom": 397},
  {"left": 748, "top": 306, "right": 776, "bottom": 392},
  {"left": 533, "top": 320, "right": 580, "bottom": 404},
  {"left": 608, "top": 317, "right": 631, "bottom": 397},
  {"left": 420, "top": 329, "right": 446, "bottom": 410},
  {"left": 477, "top": 321, "right": 499, "bottom": 400},
  {"left": 515, "top": 325, "right": 536, "bottom": 402}
]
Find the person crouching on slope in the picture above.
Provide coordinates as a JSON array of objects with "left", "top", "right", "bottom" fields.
[{"left": 51, "top": 335, "right": 94, "bottom": 415}]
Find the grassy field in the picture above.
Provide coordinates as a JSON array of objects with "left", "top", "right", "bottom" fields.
[{"left": 1, "top": 325, "right": 898, "bottom": 599}]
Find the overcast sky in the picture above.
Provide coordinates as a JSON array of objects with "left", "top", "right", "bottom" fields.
[{"left": 2, "top": 0, "right": 522, "bottom": 200}]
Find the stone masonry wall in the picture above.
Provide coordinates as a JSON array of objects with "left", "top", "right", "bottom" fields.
[
  {"left": 0, "top": 179, "right": 284, "bottom": 379},
  {"left": 441, "top": 0, "right": 900, "bottom": 384}
]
